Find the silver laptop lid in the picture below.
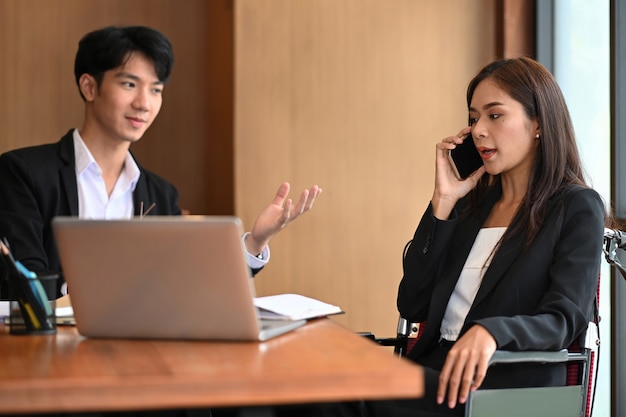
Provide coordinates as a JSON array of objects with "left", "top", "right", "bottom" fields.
[{"left": 52, "top": 216, "right": 297, "bottom": 341}]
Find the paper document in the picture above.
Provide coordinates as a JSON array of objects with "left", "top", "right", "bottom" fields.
[
  {"left": 0, "top": 301, "right": 72, "bottom": 318},
  {"left": 254, "top": 293, "right": 343, "bottom": 321},
  {"left": 56, "top": 305, "right": 74, "bottom": 318}
]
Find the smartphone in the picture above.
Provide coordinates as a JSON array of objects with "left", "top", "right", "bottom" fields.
[{"left": 447, "top": 134, "right": 484, "bottom": 180}]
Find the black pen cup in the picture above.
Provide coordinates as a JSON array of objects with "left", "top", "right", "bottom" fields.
[{"left": 8, "top": 274, "right": 58, "bottom": 335}]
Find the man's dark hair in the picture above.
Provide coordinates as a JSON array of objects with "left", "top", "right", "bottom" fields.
[{"left": 74, "top": 26, "right": 174, "bottom": 100}]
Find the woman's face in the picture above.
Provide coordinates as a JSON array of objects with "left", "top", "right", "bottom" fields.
[{"left": 468, "top": 79, "right": 540, "bottom": 179}]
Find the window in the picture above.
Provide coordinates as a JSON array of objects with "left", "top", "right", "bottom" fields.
[{"left": 538, "top": 1, "right": 611, "bottom": 416}]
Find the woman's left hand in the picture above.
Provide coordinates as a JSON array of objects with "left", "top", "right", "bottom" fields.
[{"left": 437, "top": 324, "right": 497, "bottom": 409}]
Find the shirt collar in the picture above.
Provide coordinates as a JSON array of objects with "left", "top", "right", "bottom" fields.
[{"left": 72, "top": 128, "right": 141, "bottom": 190}]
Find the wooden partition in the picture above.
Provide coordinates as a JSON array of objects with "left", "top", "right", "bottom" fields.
[
  {"left": 496, "top": 0, "right": 536, "bottom": 58},
  {"left": 0, "top": 0, "right": 216, "bottom": 214},
  {"left": 1, "top": 0, "right": 511, "bottom": 337},
  {"left": 234, "top": 0, "right": 498, "bottom": 335}
]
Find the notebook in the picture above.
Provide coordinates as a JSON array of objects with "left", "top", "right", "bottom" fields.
[{"left": 51, "top": 216, "right": 306, "bottom": 341}]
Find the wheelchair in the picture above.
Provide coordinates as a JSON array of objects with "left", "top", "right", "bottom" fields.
[{"left": 367, "top": 228, "right": 626, "bottom": 417}]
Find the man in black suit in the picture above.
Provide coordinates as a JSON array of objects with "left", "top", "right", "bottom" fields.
[{"left": 0, "top": 26, "right": 321, "bottom": 297}]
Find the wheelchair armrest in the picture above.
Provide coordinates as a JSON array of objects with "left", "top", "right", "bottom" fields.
[
  {"left": 373, "top": 337, "right": 406, "bottom": 347},
  {"left": 357, "top": 332, "right": 405, "bottom": 346},
  {"left": 488, "top": 349, "right": 569, "bottom": 366},
  {"left": 357, "top": 332, "right": 375, "bottom": 339}
]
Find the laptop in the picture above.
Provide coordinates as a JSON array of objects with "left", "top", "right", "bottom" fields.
[{"left": 51, "top": 216, "right": 306, "bottom": 341}]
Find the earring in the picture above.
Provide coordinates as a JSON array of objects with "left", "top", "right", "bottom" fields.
[{"left": 535, "top": 133, "right": 540, "bottom": 139}]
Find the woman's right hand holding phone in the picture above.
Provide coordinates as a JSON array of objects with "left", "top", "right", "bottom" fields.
[{"left": 431, "top": 128, "right": 486, "bottom": 220}]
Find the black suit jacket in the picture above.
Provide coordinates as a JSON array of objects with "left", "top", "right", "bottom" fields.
[
  {"left": 397, "top": 183, "right": 604, "bottom": 388},
  {"left": 0, "top": 130, "right": 181, "bottom": 294}
]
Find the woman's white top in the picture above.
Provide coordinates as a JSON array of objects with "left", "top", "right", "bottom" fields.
[{"left": 439, "top": 227, "right": 507, "bottom": 342}]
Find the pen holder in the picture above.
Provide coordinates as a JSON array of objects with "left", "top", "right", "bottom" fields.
[{"left": 8, "top": 273, "right": 58, "bottom": 335}]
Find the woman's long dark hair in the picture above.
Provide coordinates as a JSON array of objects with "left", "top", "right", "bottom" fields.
[{"left": 466, "top": 57, "right": 587, "bottom": 247}]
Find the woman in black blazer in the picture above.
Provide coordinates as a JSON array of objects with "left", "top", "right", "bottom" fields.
[
  {"left": 273, "top": 58, "right": 607, "bottom": 417},
  {"left": 370, "top": 57, "right": 607, "bottom": 416}
]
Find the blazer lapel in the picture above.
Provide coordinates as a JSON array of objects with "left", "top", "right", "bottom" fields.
[
  {"left": 58, "top": 132, "right": 79, "bottom": 216},
  {"left": 472, "top": 185, "right": 568, "bottom": 307},
  {"left": 472, "top": 233, "right": 524, "bottom": 306},
  {"left": 428, "top": 187, "right": 502, "bottom": 328},
  {"left": 471, "top": 183, "right": 523, "bottom": 307}
]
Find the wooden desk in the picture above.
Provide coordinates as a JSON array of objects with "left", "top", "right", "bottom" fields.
[{"left": 0, "top": 319, "right": 423, "bottom": 414}]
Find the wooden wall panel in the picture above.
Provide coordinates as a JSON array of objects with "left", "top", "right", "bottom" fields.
[
  {"left": 205, "top": 0, "right": 236, "bottom": 215},
  {"left": 235, "top": 0, "right": 498, "bottom": 336},
  {"left": 1, "top": 0, "right": 508, "bottom": 339},
  {"left": 0, "top": 0, "right": 214, "bottom": 214},
  {"left": 496, "top": 0, "right": 536, "bottom": 58}
]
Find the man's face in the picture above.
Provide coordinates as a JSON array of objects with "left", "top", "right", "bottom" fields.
[{"left": 83, "top": 53, "right": 164, "bottom": 145}]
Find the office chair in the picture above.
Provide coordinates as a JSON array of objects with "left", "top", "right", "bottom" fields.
[{"left": 368, "top": 227, "right": 626, "bottom": 417}]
